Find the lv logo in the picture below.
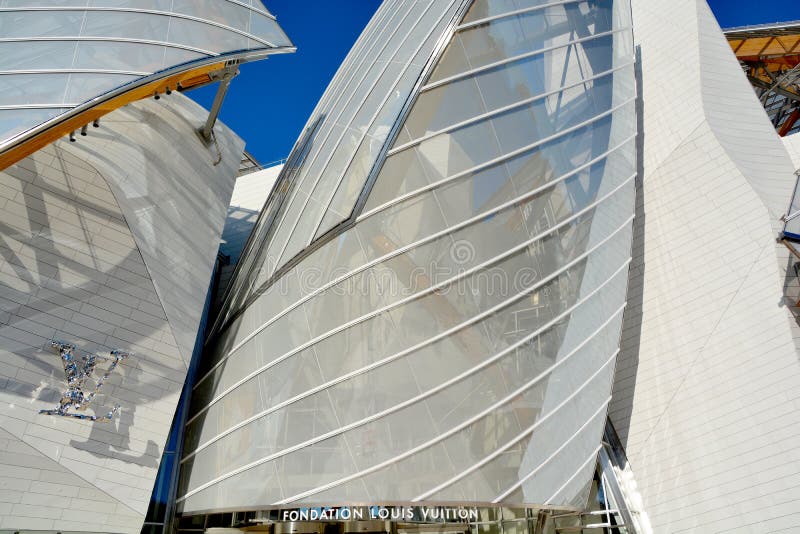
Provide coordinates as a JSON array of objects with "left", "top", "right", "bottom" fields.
[{"left": 40, "top": 340, "right": 130, "bottom": 423}]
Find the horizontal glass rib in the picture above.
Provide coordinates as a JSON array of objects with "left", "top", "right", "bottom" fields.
[
  {"left": 1, "top": 0, "right": 275, "bottom": 20},
  {"left": 182, "top": 207, "right": 633, "bottom": 461},
  {"left": 422, "top": 27, "right": 630, "bottom": 92},
  {"left": 179, "top": 257, "right": 630, "bottom": 501},
  {"left": 192, "top": 129, "right": 636, "bottom": 392},
  {"left": 276, "top": 350, "right": 620, "bottom": 505},
  {"left": 0, "top": 36, "right": 217, "bottom": 56},
  {"left": 491, "top": 401, "right": 609, "bottom": 501},
  {"left": 417, "top": 389, "right": 615, "bottom": 500},
  {"left": 0, "top": 68, "right": 150, "bottom": 76},
  {"left": 186, "top": 169, "right": 635, "bottom": 425}
]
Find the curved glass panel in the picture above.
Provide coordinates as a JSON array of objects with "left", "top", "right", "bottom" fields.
[
  {"left": 0, "top": 0, "right": 292, "bottom": 148},
  {"left": 181, "top": 0, "right": 636, "bottom": 513},
  {"left": 190, "top": 129, "right": 635, "bottom": 421},
  {"left": 223, "top": 0, "right": 466, "bottom": 300},
  {"left": 183, "top": 178, "right": 633, "bottom": 465}
]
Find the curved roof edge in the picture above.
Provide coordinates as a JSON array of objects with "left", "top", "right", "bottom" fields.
[
  {"left": 0, "top": 45, "right": 294, "bottom": 172},
  {"left": 723, "top": 19, "right": 800, "bottom": 35}
]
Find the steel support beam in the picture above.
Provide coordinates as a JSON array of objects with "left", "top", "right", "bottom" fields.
[
  {"left": 200, "top": 65, "right": 239, "bottom": 142},
  {"left": 748, "top": 75, "right": 800, "bottom": 102}
]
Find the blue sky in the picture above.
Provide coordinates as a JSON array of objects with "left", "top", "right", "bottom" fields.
[{"left": 190, "top": 1, "right": 800, "bottom": 164}]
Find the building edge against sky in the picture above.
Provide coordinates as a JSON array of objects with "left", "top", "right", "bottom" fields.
[{"left": 1, "top": 1, "right": 800, "bottom": 534}]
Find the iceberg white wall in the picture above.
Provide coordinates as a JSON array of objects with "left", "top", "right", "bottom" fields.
[
  {"left": 0, "top": 93, "right": 242, "bottom": 533},
  {"left": 609, "top": 1, "right": 800, "bottom": 532}
]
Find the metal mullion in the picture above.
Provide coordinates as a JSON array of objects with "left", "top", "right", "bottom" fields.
[{"left": 422, "top": 27, "right": 629, "bottom": 92}]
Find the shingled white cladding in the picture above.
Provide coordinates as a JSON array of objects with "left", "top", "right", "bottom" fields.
[
  {"left": 0, "top": 93, "right": 243, "bottom": 533},
  {"left": 608, "top": 1, "right": 800, "bottom": 532}
]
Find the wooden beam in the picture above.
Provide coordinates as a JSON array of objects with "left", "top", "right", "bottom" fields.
[
  {"left": 779, "top": 108, "right": 800, "bottom": 136},
  {"left": 0, "top": 61, "right": 226, "bottom": 172},
  {"left": 783, "top": 238, "right": 800, "bottom": 258},
  {"left": 729, "top": 34, "right": 800, "bottom": 59},
  {"left": 758, "top": 37, "right": 776, "bottom": 56}
]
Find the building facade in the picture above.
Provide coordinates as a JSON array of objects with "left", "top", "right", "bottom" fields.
[
  {"left": 179, "top": 0, "right": 637, "bottom": 518},
  {"left": 178, "top": 0, "right": 800, "bottom": 533},
  {"left": 3, "top": 1, "right": 800, "bottom": 534}
]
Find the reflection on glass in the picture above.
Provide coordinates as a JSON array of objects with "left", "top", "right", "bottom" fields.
[{"left": 180, "top": 0, "right": 636, "bottom": 512}]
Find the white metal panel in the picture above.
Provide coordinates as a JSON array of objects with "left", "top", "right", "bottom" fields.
[{"left": 0, "top": 93, "right": 242, "bottom": 533}]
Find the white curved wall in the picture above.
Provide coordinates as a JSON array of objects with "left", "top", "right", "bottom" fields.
[
  {"left": 609, "top": 1, "right": 800, "bottom": 532},
  {"left": 0, "top": 93, "right": 243, "bottom": 533}
]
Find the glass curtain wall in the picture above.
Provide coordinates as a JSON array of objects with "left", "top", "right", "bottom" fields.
[
  {"left": 179, "top": 0, "right": 636, "bottom": 514},
  {"left": 0, "top": 0, "right": 292, "bottom": 146}
]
